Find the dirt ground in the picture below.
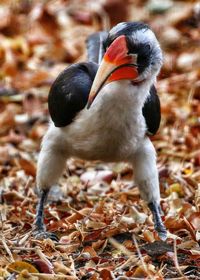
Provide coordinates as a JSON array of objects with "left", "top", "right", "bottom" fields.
[{"left": 0, "top": 0, "right": 200, "bottom": 279}]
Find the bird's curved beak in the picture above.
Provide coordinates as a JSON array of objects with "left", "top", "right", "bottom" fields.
[{"left": 87, "top": 35, "right": 139, "bottom": 109}]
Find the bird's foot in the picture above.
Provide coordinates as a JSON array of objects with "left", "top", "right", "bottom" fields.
[
  {"left": 33, "top": 229, "right": 59, "bottom": 242},
  {"left": 155, "top": 221, "right": 167, "bottom": 241},
  {"left": 148, "top": 202, "right": 167, "bottom": 241}
]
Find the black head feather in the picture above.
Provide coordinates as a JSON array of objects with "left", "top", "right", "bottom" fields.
[{"left": 103, "top": 22, "right": 149, "bottom": 49}]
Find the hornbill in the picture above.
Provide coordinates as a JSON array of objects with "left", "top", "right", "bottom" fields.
[{"left": 35, "top": 22, "right": 167, "bottom": 241}]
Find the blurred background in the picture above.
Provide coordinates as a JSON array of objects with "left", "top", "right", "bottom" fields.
[{"left": 0, "top": 0, "right": 200, "bottom": 278}]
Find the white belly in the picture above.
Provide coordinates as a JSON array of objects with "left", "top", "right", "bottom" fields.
[{"left": 62, "top": 81, "right": 148, "bottom": 161}]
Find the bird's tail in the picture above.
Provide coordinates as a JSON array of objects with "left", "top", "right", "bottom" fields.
[{"left": 86, "top": 31, "right": 108, "bottom": 65}]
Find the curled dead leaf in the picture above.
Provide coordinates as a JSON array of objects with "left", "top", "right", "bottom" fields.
[
  {"left": 133, "top": 265, "right": 148, "bottom": 278},
  {"left": 130, "top": 206, "right": 147, "bottom": 224},
  {"left": 166, "top": 183, "right": 184, "bottom": 197},
  {"left": 85, "top": 219, "right": 107, "bottom": 230},
  {"left": 188, "top": 212, "right": 200, "bottom": 230},
  {"left": 7, "top": 261, "right": 39, "bottom": 274},
  {"left": 0, "top": 103, "right": 21, "bottom": 134},
  {"left": 165, "top": 216, "right": 185, "bottom": 230},
  {"left": 17, "top": 157, "right": 36, "bottom": 177},
  {"left": 143, "top": 229, "right": 155, "bottom": 243},
  {"left": 82, "top": 246, "right": 97, "bottom": 258}
]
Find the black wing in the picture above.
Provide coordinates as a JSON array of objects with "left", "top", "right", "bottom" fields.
[
  {"left": 142, "top": 85, "right": 161, "bottom": 135},
  {"left": 86, "top": 31, "right": 108, "bottom": 64},
  {"left": 49, "top": 31, "right": 109, "bottom": 128},
  {"left": 48, "top": 62, "right": 98, "bottom": 127}
]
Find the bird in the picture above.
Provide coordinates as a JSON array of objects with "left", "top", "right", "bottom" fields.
[{"left": 34, "top": 21, "right": 167, "bottom": 241}]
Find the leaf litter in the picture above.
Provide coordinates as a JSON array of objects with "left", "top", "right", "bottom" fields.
[{"left": 0, "top": 0, "right": 200, "bottom": 279}]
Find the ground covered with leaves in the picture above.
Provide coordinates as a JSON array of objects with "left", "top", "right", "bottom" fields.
[{"left": 0, "top": 0, "right": 200, "bottom": 279}]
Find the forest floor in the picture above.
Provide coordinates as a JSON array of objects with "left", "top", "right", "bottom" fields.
[{"left": 0, "top": 0, "right": 200, "bottom": 279}]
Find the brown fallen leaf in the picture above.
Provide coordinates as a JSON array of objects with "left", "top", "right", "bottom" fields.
[
  {"left": 1, "top": 1, "right": 200, "bottom": 279},
  {"left": 7, "top": 261, "right": 39, "bottom": 274},
  {"left": 17, "top": 157, "right": 36, "bottom": 177},
  {"left": 0, "top": 103, "right": 21, "bottom": 134},
  {"left": 3, "top": 190, "right": 25, "bottom": 203},
  {"left": 188, "top": 212, "right": 200, "bottom": 230},
  {"left": 32, "top": 259, "right": 53, "bottom": 274},
  {"left": 99, "top": 268, "right": 114, "bottom": 280}
]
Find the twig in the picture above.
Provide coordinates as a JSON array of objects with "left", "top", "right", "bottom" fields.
[
  {"left": 195, "top": 183, "right": 200, "bottom": 211},
  {"left": 0, "top": 204, "right": 7, "bottom": 223},
  {"left": 115, "top": 255, "right": 139, "bottom": 271},
  {"left": 31, "top": 274, "right": 77, "bottom": 280},
  {"left": 187, "top": 81, "right": 200, "bottom": 104},
  {"left": 25, "top": 210, "right": 35, "bottom": 218},
  {"left": 67, "top": 203, "right": 88, "bottom": 217},
  {"left": 132, "top": 234, "right": 154, "bottom": 280},
  {"left": 69, "top": 255, "right": 77, "bottom": 278},
  {"left": 173, "top": 238, "right": 188, "bottom": 280},
  {"left": 0, "top": 242, "right": 81, "bottom": 251},
  {"left": 34, "top": 246, "right": 54, "bottom": 271},
  {"left": 166, "top": 278, "right": 192, "bottom": 280},
  {"left": 8, "top": 268, "right": 77, "bottom": 280},
  {"left": 109, "top": 237, "right": 139, "bottom": 273},
  {"left": 1, "top": 236, "right": 14, "bottom": 262},
  {"left": 0, "top": 245, "right": 36, "bottom": 251},
  {"left": 160, "top": 149, "right": 200, "bottom": 160},
  {"left": 158, "top": 263, "right": 167, "bottom": 277},
  {"left": 108, "top": 237, "right": 133, "bottom": 257},
  {"left": 18, "top": 230, "right": 33, "bottom": 246},
  {"left": 24, "top": 176, "right": 33, "bottom": 191}
]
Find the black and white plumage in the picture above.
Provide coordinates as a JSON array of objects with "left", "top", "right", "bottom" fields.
[
  {"left": 48, "top": 62, "right": 98, "bottom": 127},
  {"left": 35, "top": 22, "right": 167, "bottom": 241},
  {"left": 143, "top": 84, "right": 161, "bottom": 136},
  {"left": 48, "top": 30, "right": 161, "bottom": 135}
]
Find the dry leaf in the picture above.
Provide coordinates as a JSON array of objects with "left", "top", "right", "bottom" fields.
[
  {"left": 1, "top": 0, "right": 200, "bottom": 279},
  {"left": 7, "top": 261, "right": 39, "bottom": 273}
]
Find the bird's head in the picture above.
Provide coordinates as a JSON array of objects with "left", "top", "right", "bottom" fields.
[{"left": 87, "top": 22, "right": 163, "bottom": 108}]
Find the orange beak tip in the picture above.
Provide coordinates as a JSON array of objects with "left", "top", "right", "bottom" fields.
[
  {"left": 86, "top": 102, "right": 91, "bottom": 109},
  {"left": 87, "top": 96, "right": 94, "bottom": 109}
]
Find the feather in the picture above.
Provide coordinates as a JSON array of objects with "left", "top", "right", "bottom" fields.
[
  {"left": 142, "top": 84, "right": 161, "bottom": 135},
  {"left": 86, "top": 31, "right": 108, "bottom": 64},
  {"left": 48, "top": 62, "right": 98, "bottom": 127}
]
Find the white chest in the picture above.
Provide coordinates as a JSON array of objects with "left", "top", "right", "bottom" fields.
[{"left": 63, "top": 81, "right": 150, "bottom": 161}]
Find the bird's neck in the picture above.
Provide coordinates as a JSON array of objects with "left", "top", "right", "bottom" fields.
[{"left": 94, "top": 79, "right": 153, "bottom": 112}]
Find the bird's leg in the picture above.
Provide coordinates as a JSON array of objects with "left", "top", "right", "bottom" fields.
[
  {"left": 148, "top": 201, "right": 166, "bottom": 240},
  {"left": 132, "top": 137, "right": 167, "bottom": 241},
  {"left": 34, "top": 189, "right": 59, "bottom": 241},
  {"left": 34, "top": 126, "right": 67, "bottom": 241},
  {"left": 35, "top": 189, "right": 48, "bottom": 232}
]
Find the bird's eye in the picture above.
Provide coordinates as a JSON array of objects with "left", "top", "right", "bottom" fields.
[
  {"left": 146, "top": 44, "right": 151, "bottom": 50},
  {"left": 145, "top": 44, "right": 151, "bottom": 53}
]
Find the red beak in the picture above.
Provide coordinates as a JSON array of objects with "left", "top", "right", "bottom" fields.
[{"left": 87, "top": 35, "right": 139, "bottom": 108}]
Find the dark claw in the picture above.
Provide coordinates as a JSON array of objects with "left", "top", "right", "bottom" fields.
[
  {"left": 148, "top": 202, "right": 167, "bottom": 241},
  {"left": 33, "top": 230, "right": 59, "bottom": 242},
  {"left": 155, "top": 222, "right": 167, "bottom": 241}
]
